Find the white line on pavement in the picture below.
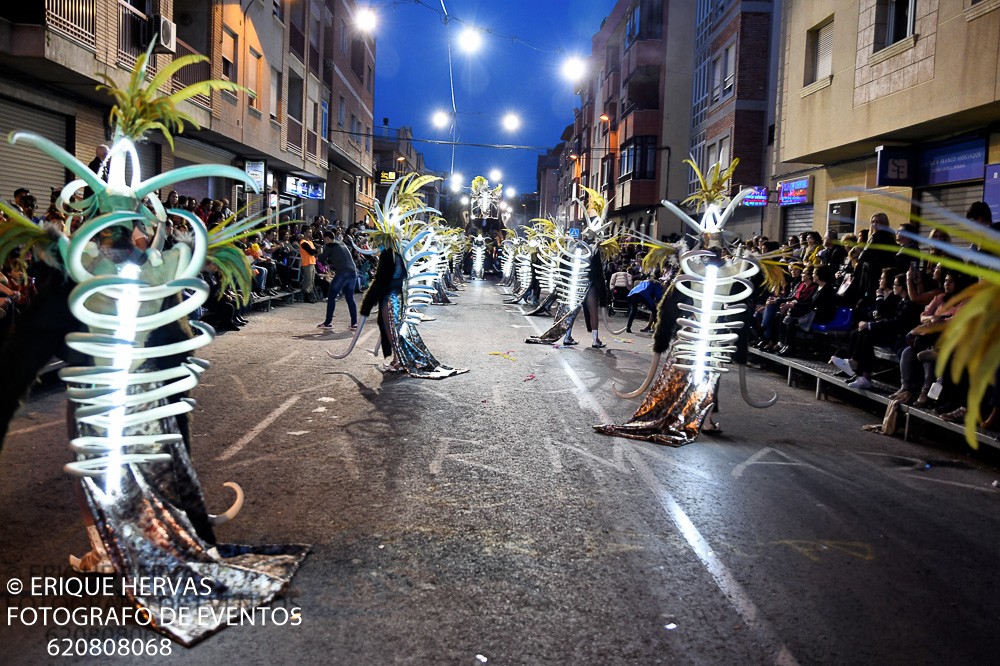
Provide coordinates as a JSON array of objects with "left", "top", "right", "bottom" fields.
[{"left": 216, "top": 395, "right": 301, "bottom": 461}]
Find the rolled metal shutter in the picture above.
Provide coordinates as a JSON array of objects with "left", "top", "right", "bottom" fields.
[
  {"left": 918, "top": 184, "right": 982, "bottom": 244},
  {"left": 0, "top": 97, "right": 68, "bottom": 202},
  {"left": 782, "top": 204, "right": 815, "bottom": 238},
  {"left": 124, "top": 140, "right": 159, "bottom": 183}
]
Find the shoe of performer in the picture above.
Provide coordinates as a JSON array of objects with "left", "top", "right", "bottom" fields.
[
  {"left": 829, "top": 356, "right": 855, "bottom": 377},
  {"left": 563, "top": 338, "right": 579, "bottom": 346},
  {"left": 626, "top": 328, "right": 633, "bottom": 334},
  {"left": 317, "top": 323, "right": 333, "bottom": 330},
  {"left": 592, "top": 340, "right": 607, "bottom": 349},
  {"left": 69, "top": 551, "right": 115, "bottom": 575},
  {"left": 350, "top": 323, "right": 358, "bottom": 330},
  {"left": 639, "top": 327, "right": 652, "bottom": 333},
  {"left": 847, "top": 376, "right": 873, "bottom": 390},
  {"left": 235, "top": 316, "right": 249, "bottom": 325}
]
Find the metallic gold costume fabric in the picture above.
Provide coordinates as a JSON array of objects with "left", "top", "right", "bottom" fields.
[{"left": 594, "top": 361, "right": 718, "bottom": 446}]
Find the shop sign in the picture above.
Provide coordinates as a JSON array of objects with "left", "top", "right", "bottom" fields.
[
  {"left": 284, "top": 176, "right": 326, "bottom": 200},
  {"left": 875, "top": 145, "right": 914, "bottom": 187},
  {"left": 740, "top": 186, "right": 768, "bottom": 207},
  {"left": 380, "top": 170, "right": 397, "bottom": 185},
  {"left": 244, "top": 160, "right": 265, "bottom": 190},
  {"left": 918, "top": 137, "right": 986, "bottom": 186},
  {"left": 984, "top": 164, "right": 1000, "bottom": 223},
  {"left": 777, "top": 175, "right": 813, "bottom": 206}
]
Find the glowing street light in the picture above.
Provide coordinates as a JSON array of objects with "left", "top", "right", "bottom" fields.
[
  {"left": 432, "top": 110, "right": 452, "bottom": 129},
  {"left": 505, "top": 187, "right": 516, "bottom": 198},
  {"left": 489, "top": 169, "right": 502, "bottom": 181},
  {"left": 460, "top": 196, "right": 470, "bottom": 205},
  {"left": 449, "top": 173, "right": 463, "bottom": 192},
  {"left": 458, "top": 27, "right": 483, "bottom": 53},
  {"left": 355, "top": 7, "right": 377, "bottom": 32},
  {"left": 562, "top": 56, "right": 587, "bottom": 83},
  {"left": 501, "top": 113, "right": 520, "bottom": 132}
]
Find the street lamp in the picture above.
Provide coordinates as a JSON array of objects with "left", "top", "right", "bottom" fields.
[
  {"left": 432, "top": 110, "right": 452, "bottom": 129},
  {"left": 458, "top": 27, "right": 482, "bottom": 53},
  {"left": 505, "top": 187, "right": 516, "bottom": 198},
  {"left": 501, "top": 113, "right": 521, "bottom": 132},
  {"left": 355, "top": 7, "right": 377, "bottom": 32},
  {"left": 489, "top": 169, "right": 502, "bottom": 182},
  {"left": 561, "top": 56, "right": 587, "bottom": 83}
]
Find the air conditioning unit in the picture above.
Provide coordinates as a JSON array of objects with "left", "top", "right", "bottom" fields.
[{"left": 152, "top": 15, "right": 176, "bottom": 54}]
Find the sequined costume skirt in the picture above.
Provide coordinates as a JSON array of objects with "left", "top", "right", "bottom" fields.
[
  {"left": 594, "top": 359, "right": 719, "bottom": 446},
  {"left": 525, "top": 305, "right": 578, "bottom": 344},
  {"left": 77, "top": 372, "right": 308, "bottom": 646},
  {"left": 382, "top": 289, "right": 468, "bottom": 379}
]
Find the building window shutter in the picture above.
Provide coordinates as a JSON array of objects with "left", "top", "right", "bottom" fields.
[{"left": 815, "top": 22, "right": 833, "bottom": 80}]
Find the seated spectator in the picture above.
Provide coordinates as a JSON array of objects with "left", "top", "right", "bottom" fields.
[
  {"left": 776, "top": 264, "right": 837, "bottom": 357},
  {"left": 830, "top": 272, "right": 920, "bottom": 390},
  {"left": 758, "top": 264, "right": 809, "bottom": 351},
  {"left": 608, "top": 264, "right": 633, "bottom": 314},
  {"left": 801, "top": 231, "right": 823, "bottom": 265},
  {"left": 893, "top": 270, "right": 971, "bottom": 406}
]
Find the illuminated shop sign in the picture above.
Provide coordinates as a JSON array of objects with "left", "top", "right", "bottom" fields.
[
  {"left": 284, "top": 176, "right": 326, "bottom": 200},
  {"left": 244, "top": 160, "right": 265, "bottom": 190},
  {"left": 777, "top": 175, "right": 813, "bottom": 206},
  {"left": 741, "top": 186, "right": 768, "bottom": 207}
]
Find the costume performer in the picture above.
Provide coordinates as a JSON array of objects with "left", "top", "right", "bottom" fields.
[
  {"left": 525, "top": 187, "right": 616, "bottom": 348},
  {"left": 595, "top": 159, "right": 780, "bottom": 445},
  {"left": 331, "top": 175, "right": 468, "bottom": 379},
  {"left": 0, "top": 46, "right": 308, "bottom": 645}
]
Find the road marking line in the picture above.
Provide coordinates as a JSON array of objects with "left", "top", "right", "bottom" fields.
[
  {"left": 7, "top": 419, "right": 62, "bottom": 437},
  {"left": 520, "top": 300, "right": 800, "bottom": 665},
  {"left": 216, "top": 395, "right": 301, "bottom": 461}
]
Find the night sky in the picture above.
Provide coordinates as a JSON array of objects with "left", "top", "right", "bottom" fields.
[{"left": 372, "top": 0, "right": 615, "bottom": 197}]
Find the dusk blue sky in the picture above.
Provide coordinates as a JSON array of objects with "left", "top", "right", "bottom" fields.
[{"left": 372, "top": 0, "right": 616, "bottom": 197}]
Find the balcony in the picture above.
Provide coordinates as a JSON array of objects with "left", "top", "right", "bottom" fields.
[
  {"left": 46, "top": 0, "right": 95, "bottom": 49},
  {"left": 290, "top": 23, "right": 305, "bottom": 63},
  {"left": 286, "top": 116, "right": 303, "bottom": 154},
  {"left": 117, "top": 0, "right": 156, "bottom": 72},
  {"left": 172, "top": 38, "right": 210, "bottom": 109}
]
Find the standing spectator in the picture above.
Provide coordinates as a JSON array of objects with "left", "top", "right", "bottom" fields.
[
  {"left": 607, "top": 264, "right": 633, "bottom": 315},
  {"left": 298, "top": 232, "right": 318, "bottom": 303},
  {"left": 316, "top": 230, "right": 358, "bottom": 330},
  {"left": 84, "top": 144, "right": 109, "bottom": 198}
]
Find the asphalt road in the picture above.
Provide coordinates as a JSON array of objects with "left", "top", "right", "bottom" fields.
[{"left": 2, "top": 279, "right": 999, "bottom": 665}]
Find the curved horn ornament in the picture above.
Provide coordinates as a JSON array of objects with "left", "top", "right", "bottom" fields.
[
  {"left": 612, "top": 352, "right": 662, "bottom": 399},
  {"left": 209, "top": 481, "right": 245, "bottom": 525},
  {"left": 327, "top": 315, "right": 368, "bottom": 359},
  {"left": 603, "top": 307, "right": 627, "bottom": 335}
]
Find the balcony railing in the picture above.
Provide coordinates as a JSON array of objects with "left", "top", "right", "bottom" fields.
[
  {"left": 46, "top": 0, "right": 96, "bottom": 49},
  {"left": 172, "top": 38, "right": 211, "bottom": 109},
  {"left": 117, "top": 0, "right": 155, "bottom": 73},
  {"left": 289, "top": 24, "right": 305, "bottom": 62},
  {"left": 286, "top": 116, "right": 303, "bottom": 154}
]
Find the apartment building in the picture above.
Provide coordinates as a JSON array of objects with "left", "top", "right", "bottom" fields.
[
  {"left": 689, "top": 0, "right": 777, "bottom": 239},
  {"left": 0, "top": 0, "right": 374, "bottom": 224},
  {"left": 771, "top": 0, "right": 1000, "bottom": 240},
  {"left": 536, "top": 146, "right": 563, "bottom": 221},
  {"left": 559, "top": 0, "right": 694, "bottom": 240}
]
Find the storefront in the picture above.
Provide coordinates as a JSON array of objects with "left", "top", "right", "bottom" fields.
[
  {"left": 777, "top": 175, "right": 814, "bottom": 240},
  {"left": 172, "top": 136, "right": 236, "bottom": 203},
  {"left": 0, "top": 96, "right": 68, "bottom": 200}
]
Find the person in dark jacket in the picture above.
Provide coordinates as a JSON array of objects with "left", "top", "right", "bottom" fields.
[
  {"left": 317, "top": 229, "right": 358, "bottom": 330},
  {"left": 777, "top": 263, "right": 838, "bottom": 356}
]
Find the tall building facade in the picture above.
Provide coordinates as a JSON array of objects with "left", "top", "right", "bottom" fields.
[
  {"left": 770, "top": 0, "right": 1000, "bottom": 240},
  {"left": 0, "top": 0, "right": 374, "bottom": 224},
  {"left": 689, "top": 0, "right": 777, "bottom": 239},
  {"left": 563, "top": 0, "right": 696, "bottom": 240}
]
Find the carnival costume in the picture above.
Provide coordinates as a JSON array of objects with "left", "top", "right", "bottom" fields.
[
  {"left": 595, "top": 159, "right": 781, "bottom": 445},
  {"left": 0, "top": 46, "right": 308, "bottom": 644},
  {"left": 331, "top": 175, "right": 468, "bottom": 379}
]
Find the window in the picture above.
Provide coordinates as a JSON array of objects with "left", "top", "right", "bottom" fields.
[
  {"left": 875, "top": 0, "right": 915, "bottom": 51},
  {"left": 248, "top": 48, "right": 262, "bottom": 109},
  {"left": 321, "top": 99, "right": 329, "bottom": 140},
  {"left": 600, "top": 155, "right": 614, "bottom": 189},
  {"left": 619, "top": 136, "right": 656, "bottom": 180},
  {"left": 351, "top": 37, "right": 365, "bottom": 80},
  {"left": 723, "top": 44, "right": 735, "bottom": 97},
  {"left": 365, "top": 125, "right": 371, "bottom": 153},
  {"left": 269, "top": 68, "right": 282, "bottom": 121},
  {"left": 624, "top": 4, "right": 641, "bottom": 49},
  {"left": 340, "top": 19, "right": 348, "bottom": 54},
  {"left": 718, "top": 135, "right": 730, "bottom": 167},
  {"left": 710, "top": 55, "right": 722, "bottom": 103},
  {"left": 287, "top": 72, "right": 303, "bottom": 121},
  {"left": 222, "top": 28, "right": 237, "bottom": 82},
  {"left": 366, "top": 66, "right": 373, "bottom": 94},
  {"left": 273, "top": 0, "right": 283, "bottom": 21},
  {"left": 338, "top": 95, "right": 346, "bottom": 128},
  {"left": 349, "top": 115, "right": 360, "bottom": 144},
  {"left": 807, "top": 19, "right": 833, "bottom": 84}
]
